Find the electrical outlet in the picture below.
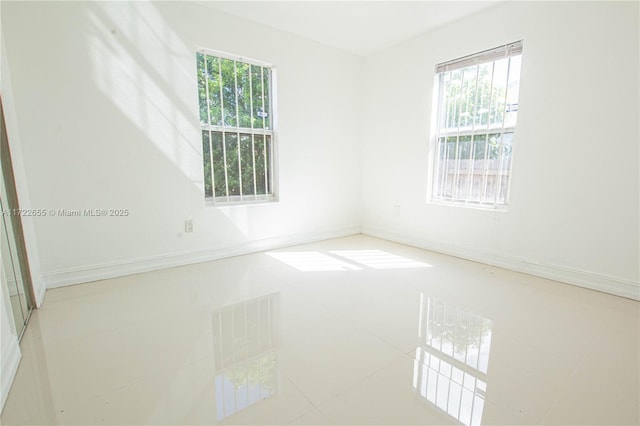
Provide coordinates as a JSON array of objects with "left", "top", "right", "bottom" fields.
[{"left": 185, "top": 219, "right": 193, "bottom": 233}]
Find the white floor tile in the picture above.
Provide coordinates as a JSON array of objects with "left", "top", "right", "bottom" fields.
[{"left": 2, "top": 235, "right": 638, "bottom": 425}]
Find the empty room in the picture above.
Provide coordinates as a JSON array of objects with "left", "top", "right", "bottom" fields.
[{"left": 0, "top": 1, "right": 638, "bottom": 425}]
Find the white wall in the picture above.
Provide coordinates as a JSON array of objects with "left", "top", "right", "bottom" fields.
[
  {"left": 2, "top": 1, "right": 638, "bottom": 299},
  {"left": 1, "top": 1, "right": 362, "bottom": 286},
  {"left": 361, "top": 1, "right": 639, "bottom": 299}
]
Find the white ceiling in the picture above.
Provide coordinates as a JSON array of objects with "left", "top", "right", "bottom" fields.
[{"left": 197, "top": 1, "right": 500, "bottom": 56}]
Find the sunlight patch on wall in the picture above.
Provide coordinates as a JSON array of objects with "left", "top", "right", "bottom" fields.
[
  {"left": 331, "top": 250, "right": 432, "bottom": 269},
  {"left": 85, "top": 2, "right": 202, "bottom": 186},
  {"left": 219, "top": 207, "right": 250, "bottom": 237},
  {"left": 266, "top": 252, "right": 361, "bottom": 272}
]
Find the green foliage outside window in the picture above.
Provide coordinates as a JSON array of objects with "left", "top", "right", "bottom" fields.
[{"left": 197, "top": 52, "right": 273, "bottom": 200}]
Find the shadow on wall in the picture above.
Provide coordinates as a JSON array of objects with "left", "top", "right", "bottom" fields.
[
  {"left": 79, "top": 1, "right": 282, "bottom": 243},
  {"left": 84, "top": 1, "right": 202, "bottom": 188},
  {"left": 14, "top": 0, "right": 256, "bottom": 269}
]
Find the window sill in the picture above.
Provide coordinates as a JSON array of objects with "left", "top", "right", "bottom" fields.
[
  {"left": 427, "top": 198, "right": 509, "bottom": 212},
  {"left": 205, "top": 196, "right": 278, "bottom": 208}
]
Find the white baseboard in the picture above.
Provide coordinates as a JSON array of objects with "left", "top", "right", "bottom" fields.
[
  {"left": 1, "top": 334, "right": 21, "bottom": 413},
  {"left": 362, "top": 227, "right": 640, "bottom": 301},
  {"left": 44, "top": 227, "right": 361, "bottom": 289}
]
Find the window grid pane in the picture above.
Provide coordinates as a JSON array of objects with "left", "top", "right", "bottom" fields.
[
  {"left": 431, "top": 42, "right": 522, "bottom": 208},
  {"left": 197, "top": 51, "right": 275, "bottom": 203}
]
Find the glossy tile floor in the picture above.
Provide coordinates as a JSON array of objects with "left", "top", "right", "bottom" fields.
[{"left": 2, "top": 235, "right": 639, "bottom": 425}]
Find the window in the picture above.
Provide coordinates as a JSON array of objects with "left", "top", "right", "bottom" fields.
[
  {"left": 429, "top": 41, "right": 523, "bottom": 208},
  {"left": 196, "top": 50, "right": 276, "bottom": 204}
]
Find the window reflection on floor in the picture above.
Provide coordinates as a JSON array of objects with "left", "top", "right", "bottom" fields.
[
  {"left": 413, "top": 295, "right": 493, "bottom": 426},
  {"left": 212, "top": 293, "right": 280, "bottom": 421}
]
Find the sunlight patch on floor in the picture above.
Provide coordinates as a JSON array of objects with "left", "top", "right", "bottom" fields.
[
  {"left": 331, "top": 249, "right": 432, "bottom": 269},
  {"left": 266, "top": 251, "right": 361, "bottom": 272}
]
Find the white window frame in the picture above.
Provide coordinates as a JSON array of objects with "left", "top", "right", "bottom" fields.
[
  {"left": 197, "top": 48, "right": 278, "bottom": 206},
  {"left": 427, "top": 41, "right": 523, "bottom": 210}
]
